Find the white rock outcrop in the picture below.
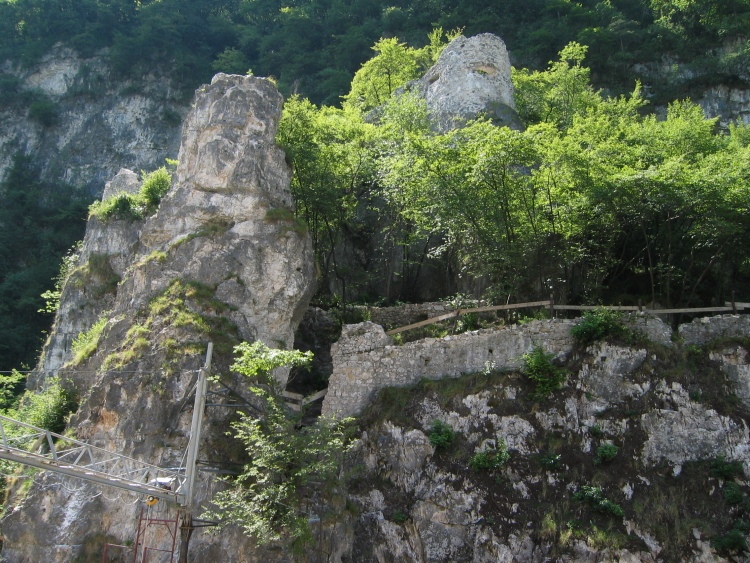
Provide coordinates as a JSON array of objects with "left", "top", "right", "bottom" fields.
[{"left": 401, "top": 33, "right": 522, "bottom": 132}]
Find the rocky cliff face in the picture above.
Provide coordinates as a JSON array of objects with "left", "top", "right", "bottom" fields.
[
  {"left": 1, "top": 73, "right": 316, "bottom": 562},
  {"left": 0, "top": 44, "right": 185, "bottom": 194},
  {"left": 337, "top": 315, "right": 750, "bottom": 562}
]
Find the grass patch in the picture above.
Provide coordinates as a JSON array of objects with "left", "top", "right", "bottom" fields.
[
  {"left": 103, "top": 279, "right": 240, "bottom": 370},
  {"left": 89, "top": 167, "right": 171, "bottom": 222},
  {"left": 171, "top": 217, "right": 235, "bottom": 249},
  {"left": 70, "top": 313, "right": 109, "bottom": 365}
]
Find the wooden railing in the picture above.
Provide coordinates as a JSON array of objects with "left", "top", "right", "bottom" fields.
[{"left": 385, "top": 298, "right": 747, "bottom": 336}]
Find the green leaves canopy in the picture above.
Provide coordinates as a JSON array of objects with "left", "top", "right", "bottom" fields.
[{"left": 281, "top": 39, "right": 750, "bottom": 306}]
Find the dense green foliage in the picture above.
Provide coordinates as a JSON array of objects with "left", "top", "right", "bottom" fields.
[
  {"left": 0, "top": 156, "right": 88, "bottom": 370},
  {"left": 279, "top": 41, "right": 750, "bottom": 308},
  {"left": 206, "top": 342, "right": 352, "bottom": 548},
  {"left": 469, "top": 440, "right": 510, "bottom": 471},
  {"left": 571, "top": 309, "right": 629, "bottom": 346},
  {"left": 2, "top": 1, "right": 750, "bottom": 371},
  {"left": 1, "top": 0, "right": 748, "bottom": 103},
  {"left": 593, "top": 443, "right": 619, "bottom": 464},
  {"left": 573, "top": 485, "right": 625, "bottom": 518},
  {"left": 428, "top": 419, "right": 455, "bottom": 449},
  {"left": 522, "top": 347, "right": 567, "bottom": 399},
  {"left": 88, "top": 166, "right": 172, "bottom": 222},
  {"left": 5, "top": 377, "right": 77, "bottom": 435}
]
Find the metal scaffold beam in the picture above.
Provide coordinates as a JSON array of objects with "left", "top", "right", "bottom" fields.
[
  {"left": 0, "top": 414, "right": 188, "bottom": 503},
  {"left": 0, "top": 343, "right": 216, "bottom": 506}
]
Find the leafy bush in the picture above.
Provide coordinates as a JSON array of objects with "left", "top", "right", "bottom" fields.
[
  {"left": 522, "top": 347, "right": 566, "bottom": 399},
  {"left": 7, "top": 377, "right": 77, "bottom": 435},
  {"left": 711, "top": 456, "right": 744, "bottom": 480},
  {"left": 89, "top": 167, "right": 172, "bottom": 222},
  {"left": 71, "top": 313, "right": 109, "bottom": 365},
  {"left": 429, "top": 420, "right": 455, "bottom": 449},
  {"left": 570, "top": 309, "right": 628, "bottom": 346},
  {"left": 469, "top": 440, "right": 510, "bottom": 471},
  {"left": 455, "top": 312, "right": 480, "bottom": 333},
  {"left": 204, "top": 342, "right": 352, "bottom": 550},
  {"left": 594, "top": 443, "right": 618, "bottom": 465},
  {"left": 573, "top": 485, "right": 624, "bottom": 518},
  {"left": 139, "top": 167, "right": 172, "bottom": 208},
  {"left": 0, "top": 370, "right": 26, "bottom": 410},
  {"left": 724, "top": 482, "right": 745, "bottom": 505},
  {"left": 392, "top": 510, "right": 408, "bottom": 524},
  {"left": 540, "top": 452, "right": 562, "bottom": 470},
  {"left": 712, "top": 529, "right": 749, "bottom": 555}
]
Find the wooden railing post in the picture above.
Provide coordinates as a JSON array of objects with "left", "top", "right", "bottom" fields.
[{"left": 548, "top": 294, "right": 555, "bottom": 318}]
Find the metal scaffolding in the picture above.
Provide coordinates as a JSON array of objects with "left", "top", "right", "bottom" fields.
[
  {"left": 0, "top": 414, "right": 188, "bottom": 503},
  {"left": 0, "top": 344, "right": 213, "bottom": 507}
]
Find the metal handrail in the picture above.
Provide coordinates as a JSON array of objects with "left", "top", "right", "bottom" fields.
[{"left": 0, "top": 414, "right": 187, "bottom": 503}]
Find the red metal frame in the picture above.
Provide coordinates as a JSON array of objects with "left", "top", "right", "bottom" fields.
[{"left": 102, "top": 504, "right": 179, "bottom": 563}]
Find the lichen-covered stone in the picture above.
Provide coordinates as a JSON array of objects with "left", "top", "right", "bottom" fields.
[{"left": 400, "top": 33, "right": 522, "bottom": 132}]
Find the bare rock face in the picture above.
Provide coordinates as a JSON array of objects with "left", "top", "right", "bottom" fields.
[
  {"left": 403, "top": 33, "right": 522, "bottom": 132},
  {"left": 0, "top": 44, "right": 184, "bottom": 194},
  {"left": 122, "top": 73, "right": 315, "bottom": 353},
  {"left": 34, "top": 169, "right": 142, "bottom": 382},
  {"left": 1, "top": 74, "right": 315, "bottom": 562}
]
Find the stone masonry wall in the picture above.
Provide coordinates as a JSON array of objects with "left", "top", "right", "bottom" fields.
[
  {"left": 679, "top": 314, "right": 750, "bottom": 345},
  {"left": 322, "top": 314, "right": 748, "bottom": 419},
  {"left": 322, "top": 319, "right": 576, "bottom": 418}
]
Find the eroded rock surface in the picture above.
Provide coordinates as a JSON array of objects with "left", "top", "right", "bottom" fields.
[
  {"left": 402, "top": 33, "right": 522, "bottom": 132},
  {"left": 1, "top": 74, "right": 315, "bottom": 562}
]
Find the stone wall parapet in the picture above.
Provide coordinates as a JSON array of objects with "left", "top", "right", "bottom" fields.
[
  {"left": 323, "top": 319, "right": 577, "bottom": 418},
  {"left": 323, "top": 314, "right": 749, "bottom": 418},
  {"left": 679, "top": 314, "right": 750, "bottom": 345}
]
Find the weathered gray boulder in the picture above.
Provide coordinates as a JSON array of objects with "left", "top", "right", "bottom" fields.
[{"left": 402, "top": 33, "right": 522, "bottom": 132}]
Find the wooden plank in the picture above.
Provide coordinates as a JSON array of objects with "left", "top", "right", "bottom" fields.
[
  {"left": 646, "top": 306, "right": 735, "bottom": 314},
  {"left": 384, "top": 299, "right": 747, "bottom": 336},
  {"left": 385, "top": 311, "right": 460, "bottom": 335},
  {"left": 302, "top": 388, "right": 328, "bottom": 404},
  {"left": 554, "top": 305, "right": 640, "bottom": 311},
  {"left": 460, "top": 300, "right": 552, "bottom": 314},
  {"left": 385, "top": 300, "right": 552, "bottom": 335},
  {"left": 281, "top": 391, "right": 304, "bottom": 401},
  {"left": 285, "top": 402, "right": 301, "bottom": 412}
]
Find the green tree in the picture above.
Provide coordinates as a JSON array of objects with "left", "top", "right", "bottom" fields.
[
  {"left": 342, "top": 30, "right": 455, "bottom": 113},
  {"left": 204, "top": 342, "right": 352, "bottom": 550},
  {"left": 0, "top": 155, "right": 88, "bottom": 370},
  {"left": 513, "top": 42, "right": 601, "bottom": 128},
  {"left": 277, "top": 96, "right": 378, "bottom": 303}
]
